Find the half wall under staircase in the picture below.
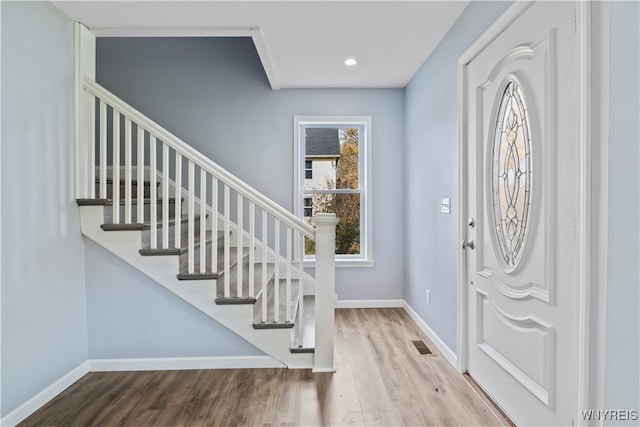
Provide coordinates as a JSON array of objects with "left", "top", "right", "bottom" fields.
[{"left": 75, "top": 77, "right": 338, "bottom": 371}]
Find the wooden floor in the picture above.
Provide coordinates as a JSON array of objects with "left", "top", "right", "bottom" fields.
[{"left": 20, "top": 308, "right": 505, "bottom": 426}]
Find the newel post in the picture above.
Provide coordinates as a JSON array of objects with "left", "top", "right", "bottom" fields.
[{"left": 313, "top": 213, "right": 339, "bottom": 372}]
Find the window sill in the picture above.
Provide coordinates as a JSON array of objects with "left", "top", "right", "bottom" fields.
[{"left": 304, "top": 258, "right": 375, "bottom": 269}]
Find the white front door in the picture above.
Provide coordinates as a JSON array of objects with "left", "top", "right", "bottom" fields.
[{"left": 462, "top": 2, "right": 581, "bottom": 425}]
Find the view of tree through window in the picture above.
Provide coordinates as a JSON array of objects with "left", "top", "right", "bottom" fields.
[{"left": 303, "top": 127, "right": 361, "bottom": 255}]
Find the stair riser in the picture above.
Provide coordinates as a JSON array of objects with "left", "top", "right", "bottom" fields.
[
  {"left": 103, "top": 200, "right": 179, "bottom": 224},
  {"left": 179, "top": 239, "right": 247, "bottom": 275},
  {"left": 95, "top": 181, "right": 158, "bottom": 199},
  {"left": 254, "top": 277, "right": 301, "bottom": 327},
  {"left": 216, "top": 262, "right": 273, "bottom": 304},
  {"left": 141, "top": 217, "right": 202, "bottom": 249}
]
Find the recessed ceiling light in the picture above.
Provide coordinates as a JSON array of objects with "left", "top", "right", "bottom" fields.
[{"left": 344, "top": 57, "right": 358, "bottom": 66}]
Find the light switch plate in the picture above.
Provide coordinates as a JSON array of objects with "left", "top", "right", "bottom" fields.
[{"left": 440, "top": 198, "right": 451, "bottom": 214}]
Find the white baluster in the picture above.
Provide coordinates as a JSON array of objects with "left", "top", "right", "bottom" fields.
[
  {"left": 237, "top": 195, "right": 243, "bottom": 298},
  {"left": 136, "top": 127, "right": 144, "bottom": 224},
  {"left": 112, "top": 111, "right": 120, "bottom": 224},
  {"left": 188, "top": 161, "right": 195, "bottom": 274},
  {"left": 199, "top": 169, "right": 206, "bottom": 274},
  {"left": 261, "top": 211, "right": 268, "bottom": 323},
  {"left": 298, "top": 233, "right": 305, "bottom": 347},
  {"left": 274, "top": 220, "right": 280, "bottom": 323},
  {"left": 99, "top": 100, "right": 107, "bottom": 199},
  {"left": 286, "top": 227, "right": 292, "bottom": 322},
  {"left": 248, "top": 201, "right": 255, "bottom": 298},
  {"left": 211, "top": 176, "right": 218, "bottom": 277},
  {"left": 174, "top": 153, "right": 182, "bottom": 249},
  {"left": 150, "top": 136, "right": 157, "bottom": 249},
  {"left": 162, "top": 144, "right": 170, "bottom": 249},
  {"left": 89, "top": 96, "right": 96, "bottom": 199},
  {"left": 124, "top": 118, "right": 132, "bottom": 224},
  {"left": 224, "top": 185, "right": 230, "bottom": 297}
]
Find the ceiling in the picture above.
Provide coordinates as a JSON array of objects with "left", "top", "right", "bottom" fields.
[{"left": 52, "top": 1, "right": 469, "bottom": 89}]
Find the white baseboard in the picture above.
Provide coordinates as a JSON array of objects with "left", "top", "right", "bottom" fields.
[
  {"left": 402, "top": 301, "right": 458, "bottom": 368},
  {"left": 335, "top": 299, "right": 404, "bottom": 308},
  {"left": 89, "top": 355, "right": 284, "bottom": 371},
  {"left": 1, "top": 361, "right": 90, "bottom": 427}
]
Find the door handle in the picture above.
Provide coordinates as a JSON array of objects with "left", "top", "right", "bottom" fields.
[{"left": 462, "top": 240, "right": 475, "bottom": 250}]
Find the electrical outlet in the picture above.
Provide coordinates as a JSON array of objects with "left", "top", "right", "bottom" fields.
[{"left": 426, "top": 290, "right": 431, "bottom": 305}]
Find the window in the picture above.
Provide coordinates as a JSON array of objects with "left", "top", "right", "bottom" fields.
[
  {"left": 304, "top": 197, "right": 313, "bottom": 218},
  {"left": 294, "top": 116, "right": 373, "bottom": 267},
  {"left": 305, "top": 160, "right": 313, "bottom": 179},
  {"left": 492, "top": 80, "right": 532, "bottom": 269}
]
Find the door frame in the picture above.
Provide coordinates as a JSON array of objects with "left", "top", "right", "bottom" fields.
[{"left": 456, "top": 0, "right": 592, "bottom": 421}]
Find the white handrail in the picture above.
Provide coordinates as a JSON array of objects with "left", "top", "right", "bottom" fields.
[{"left": 82, "top": 77, "right": 315, "bottom": 240}]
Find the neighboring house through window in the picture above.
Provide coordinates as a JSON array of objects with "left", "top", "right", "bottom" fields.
[{"left": 294, "top": 116, "right": 373, "bottom": 267}]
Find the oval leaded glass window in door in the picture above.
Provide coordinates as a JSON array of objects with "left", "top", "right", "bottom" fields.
[{"left": 492, "top": 80, "right": 532, "bottom": 269}]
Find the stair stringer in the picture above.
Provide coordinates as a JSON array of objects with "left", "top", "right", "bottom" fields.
[{"left": 79, "top": 205, "right": 314, "bottom": 369}]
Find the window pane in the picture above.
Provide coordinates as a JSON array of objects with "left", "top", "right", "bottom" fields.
[
  {"left": 304, "top": 193, "right": 360, "bottom": 255},
  {"left": 492, "top": 81, "right": 532, "bottom": 268},
  {"left": 336, "top": 128, "right": 359, "bottom": 190},
  {"left": 304, "top": 128, "right": 339, "bottom": 190}
]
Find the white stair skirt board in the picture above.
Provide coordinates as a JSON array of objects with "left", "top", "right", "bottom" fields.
[
  {"left": 1, "top": 361, "right": 91, "bottom": 427},
  {"left": 335, "top": 299, "right": 404, "bottom": 309},
  {"left": 79, "top": 205, "right": 312, "bottom": 369},
  {"left": 89, "top": 355, "right": 285, "bottom": 371},
  {"left": 402, "top": 301, "right": 457, "bottom": 368}
]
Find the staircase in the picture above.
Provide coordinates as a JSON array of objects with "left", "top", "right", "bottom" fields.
[{"left": 75, "top": 77, "right": 338, "bottom": 370}]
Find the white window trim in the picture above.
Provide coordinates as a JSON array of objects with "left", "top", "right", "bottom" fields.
[{"left": 293, "top": 116, "right": 374, "bottom": 268}]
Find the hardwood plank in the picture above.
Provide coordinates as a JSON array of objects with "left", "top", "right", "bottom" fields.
[
  {"left": 339, "top": 309, "right": 405, "bottom": 426},
  {"left": 18, "top": 308, "right": 505, "bottom": 427}
]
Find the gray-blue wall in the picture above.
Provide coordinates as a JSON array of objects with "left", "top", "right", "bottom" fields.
[
  {"left": 85, "top": 240, "right": 262, "bottom": 358},
  {"left": 1, "top": 1, "right": 88, "bottom": 417},
  {"left": 95, "top": 37, "right": 406, "bottom": 307},
  {"left": 604, "top": 0, "right": 640, "bottom": 419},
  {"left": 2, "top": 0, "right": 637, "bottom": 420},
  {"left": 403, "top": 1, "right": 512, "bottom": 353}
]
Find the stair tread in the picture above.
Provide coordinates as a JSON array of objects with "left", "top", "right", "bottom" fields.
[
  {"left": 216, "top": 262, "right": 274, "bottom": 304},
  {"left": 77, "top": 198, "right": 110, "bottom": 206},
  {"left": 176, "top": 272, "right": 218, "bottom": 280},
  {"left": 290, "top": 295, "right": 315, "bottom": 353},
  {"left": 253, "top": 276, "right": 301, "bottom": 329},
  {"left": 80, "top": 197, "right": 181, "bottom": 206}
]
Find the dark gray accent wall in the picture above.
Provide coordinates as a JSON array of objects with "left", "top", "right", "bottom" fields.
[
  {"left": 403, "top": 1, "right": 512, "bottom": 352},
  {"left": 1, "top": 1, "right": 88, "bottom": 416},
  {"left": 96, "top": 37, "right": 406, "bottom": 304}
]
